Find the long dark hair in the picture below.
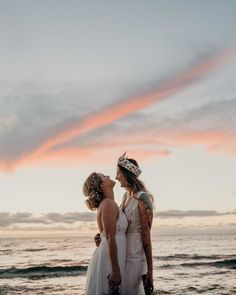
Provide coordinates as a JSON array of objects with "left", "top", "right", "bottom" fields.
[{"left": 118, "top": 158, "right": 154, "bottom": 207}]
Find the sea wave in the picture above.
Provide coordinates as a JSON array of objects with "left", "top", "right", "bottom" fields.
[
  {"left": 160, "top": 258, "right": 236, "bottom": 269},
  {"left": 0, "top": 265, "right": 88, "bottom": 279},
  {"left": 22, "top": 248, "right": 47, "bottom": 252},
  {"left": 154, "top": 254, "right": 235, "bottom": 261},
  {"left": 0, "top": 249, "right": 12, "bottom": 255}
]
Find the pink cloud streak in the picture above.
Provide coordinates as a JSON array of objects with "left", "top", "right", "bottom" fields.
[{"left": 1, "top": 48, "right": 236, "bottom": 171}]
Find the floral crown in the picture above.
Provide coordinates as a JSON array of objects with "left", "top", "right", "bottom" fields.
[{"left": 117, "top": 152, "right": 142, "bottom": 177}]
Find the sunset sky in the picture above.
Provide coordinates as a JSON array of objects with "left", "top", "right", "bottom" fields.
[{"left": 0, "top": 0, "right": 236, "bottom": 236}]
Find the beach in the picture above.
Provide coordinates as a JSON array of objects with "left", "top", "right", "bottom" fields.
[{"left": 0, "top": 233, "right": 235, "bottom": 295}]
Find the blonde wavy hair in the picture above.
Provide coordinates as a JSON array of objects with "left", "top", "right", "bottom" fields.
[{"left": 83, "top": 172, "right": 105, "bottom": 211}]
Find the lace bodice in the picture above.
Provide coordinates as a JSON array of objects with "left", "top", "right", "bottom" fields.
[{"left": 124, "top": 192, "right": 143, "bottom": 234}]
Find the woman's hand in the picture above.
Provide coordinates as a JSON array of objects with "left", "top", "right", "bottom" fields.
[
  {"left": 108, "top": 270, "right": 122, "bottom": 290},
  {"left": 143, "top": 270, "right": 154, "bottom": 294},
  {"left": 94, "top": 233, "right": 101, "bottom": 247}
]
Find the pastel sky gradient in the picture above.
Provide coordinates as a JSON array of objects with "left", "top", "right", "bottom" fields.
[{"left": 0, "top": 0, "right": 236, "bottom": 235}]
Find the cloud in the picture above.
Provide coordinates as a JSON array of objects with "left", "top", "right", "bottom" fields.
[
  {"left": 0, "top": 49, "right": 236, "bottom": 171},
  {"left": 0, "top": 115, "right": 19, "bottom": 132},
  {"left": 0, "top": 82, "right": 92, "bottom": 160},
  {"left": 152, "top": 224, "right": 236, "bottom": 236},
  {"left": 37, "top": 97, "right": 236, "bottom": 164},
  {"left": 0, "top": 209, "right": 234, "bottom": 229},
  {"left": 0, "top": 212, "right": 51, "bottom": 227},
  {"left": 1, "top": 97, "right": 235, "bottom": 171},
  {"left": 1, "top": 210, "right": 235, "bottom": 237},
  {"left": 24, "top": 49, "right": 236, "bottom": 155},
  {"left": 44, "top": 212, "right": 96, "bottom": 223},
  {"left": 156, "top": 210, "right": 235, "bottom": 218},
  {"left": 0, "top": 212, "right": 96, "bottom": 227}
]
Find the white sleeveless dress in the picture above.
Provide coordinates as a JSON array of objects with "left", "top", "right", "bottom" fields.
[
  {"left": 123, "top": 191, "right": 147, "bottom": 295},
  {"left": 85, "top": 209, "right": 128, "bottom": 295}
]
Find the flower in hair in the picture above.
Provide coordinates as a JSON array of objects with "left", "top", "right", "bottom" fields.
[{"left": 117, "top": 152, "right": 142, "bottom": 177}]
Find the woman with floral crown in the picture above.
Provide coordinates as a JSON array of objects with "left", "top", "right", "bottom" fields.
[
  {"left": 117, "top": 153, "right": 154, "bottom": 295},
  {"left": 95, "top": 153, "right": 154, "bottom": 295},
  {"left": 83, "top": 172, "right": 128, "bottom": 295}
]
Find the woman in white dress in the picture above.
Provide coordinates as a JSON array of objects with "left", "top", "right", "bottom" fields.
[
  {"left": 95, "top": 153, "right": 154, "bottom": 295},
  {"left": 83, "top": 172, "right": 128, "bottom": 295},
  {"left": 116, "top": 153, "right": 154, "bottom": 295}
]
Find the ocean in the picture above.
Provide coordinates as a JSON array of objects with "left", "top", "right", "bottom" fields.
[{"left": 0, "top": 234, "right": 235, "bottom": 295}]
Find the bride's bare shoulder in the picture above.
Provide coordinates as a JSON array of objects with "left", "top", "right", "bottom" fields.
[{"left": 99, "top": 198, "right": 117, "bottom": 211}]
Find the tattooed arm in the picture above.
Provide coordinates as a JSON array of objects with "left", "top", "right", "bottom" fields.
[{"left": 138, "top": 192, "right": 154, "bottom": 289}]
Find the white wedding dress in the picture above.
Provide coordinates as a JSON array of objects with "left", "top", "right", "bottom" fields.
[
  {"left": 123, "top": 191, "right": 148, "bottom": 295},
  {"left": 85, "top": 209, "right": 128, "bottom": 295}
]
